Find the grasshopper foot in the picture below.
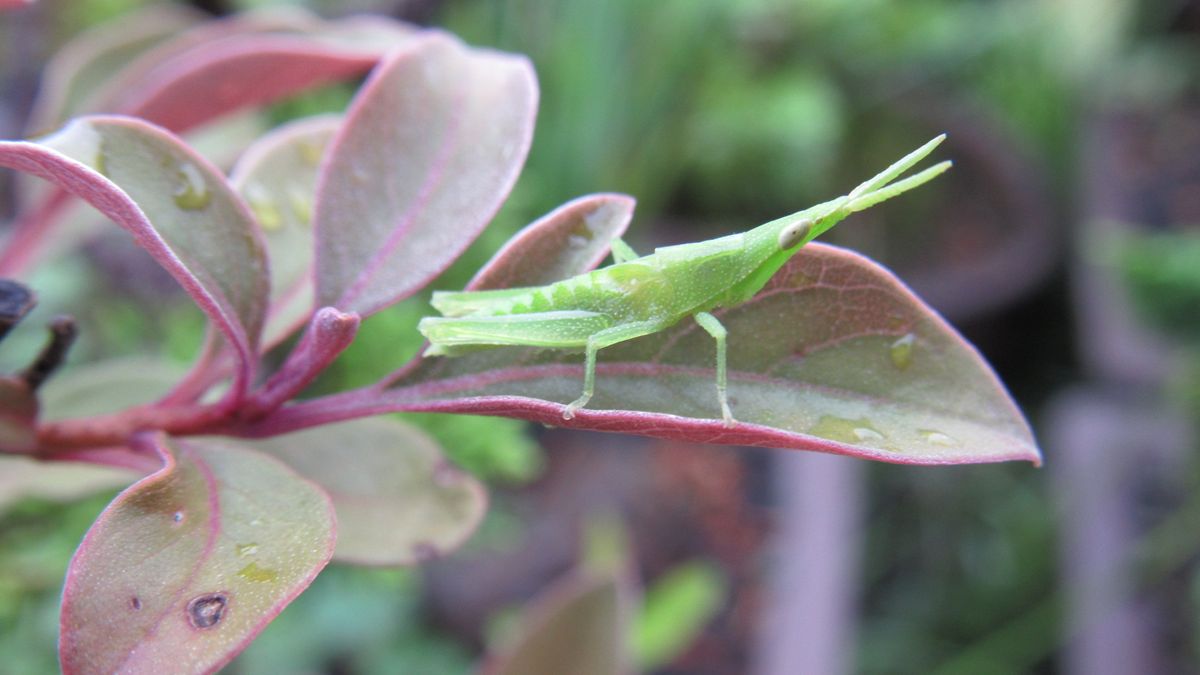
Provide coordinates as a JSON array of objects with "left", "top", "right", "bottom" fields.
[
  {"left": 720, "top": 400, "right": 736, "bottom": 428},
  {"left": 563, "top": 393, "right": 592, "bottom": 420}
]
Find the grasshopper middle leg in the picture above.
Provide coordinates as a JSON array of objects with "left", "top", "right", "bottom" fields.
[{"left": 563, "top": 320, "right": 661, "bottom": 420}]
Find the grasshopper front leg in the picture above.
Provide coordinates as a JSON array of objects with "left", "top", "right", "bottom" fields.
[
  {"left": 610, "top": 237, "right": 639, "bottom": 264},
  {"left": 563, "top": 320, "right": 663, "bottom": 420},
  {"left": 694, "top": 311, "right": 734, "bottom": 426}
]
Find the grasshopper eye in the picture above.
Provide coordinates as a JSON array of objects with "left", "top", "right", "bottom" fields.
[{"left": 777, "top": 218, "right": 813, "bottom": 250}]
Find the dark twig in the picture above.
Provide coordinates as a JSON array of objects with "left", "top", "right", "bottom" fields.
[{"left": 21, "top": 315, "right": 76, "bottom": 390}]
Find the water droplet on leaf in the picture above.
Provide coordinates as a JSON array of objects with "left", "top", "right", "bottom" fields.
[
  {"left": 920, "top": 429, "right": 958, "bottom": 447},
  {"left": 172, "top": 511, "right": 184, "bottom": 524},
  {"left": 298, "top": 138, "right": 326, "bottom": 166},
  {"left": 245, "top": 184, "right": 282, "bottom": 230},
  {"left": 172, "top": 162, "right": 210, "bottom": 210},
  {"left": 235, "top": 542, "right": 258, "bottom": 557},
  {"left": 237, "top": 562, "right": 279, "bottom": 583},
  {"left": 890, "top": 333, "right": 916, "bottom": 370},
  {"left": 287, "top": 187, "right": 313, "bottom": 225},
  {"left": 130, "top": 596, "right": 141, "bottom": 611},
  {"left": 853, "top": 426, "right": 885, "bottom": 442},
  {"left": 186, "top": 593, "right": 227, "bottom": 629}
]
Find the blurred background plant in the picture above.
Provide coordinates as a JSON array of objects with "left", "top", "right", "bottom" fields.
[{"left": 1, "top": 0, "right": 1198, "bottom": 673}]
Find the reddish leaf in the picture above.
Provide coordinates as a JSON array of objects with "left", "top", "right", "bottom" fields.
[
  {"left": 24, "top": 3, "right": 203, "bottom": 133},
  {"left": 0, "top": 117, "right": 269, "bottom": 399},
  {"left": 314, "top": 33, "right": 538, "bottom": 316},
  {"left": 231, "top": 114, "right": 340, "bottom": 348},
  {"left": 59, "top": 435, "right": 335, "bottom": 675},
  {"left": 257, "top": 243, "right": 1038, "bottom": 465},
  {"left": 467, "top": 194, "right": 636, "bottom": 291},
  {"left": 92, "top": 9, "right": 392, "bottom": 134},
  {"left": 5, "top": 10, "right": 407, "bottom": 277},
  {"left": 116, "top": 34, "right": 392, "bottom": 135}
]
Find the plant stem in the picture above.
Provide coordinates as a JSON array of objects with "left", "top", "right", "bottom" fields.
[{"left": 33, "top": 403, "right": 226, "bottom": 456}]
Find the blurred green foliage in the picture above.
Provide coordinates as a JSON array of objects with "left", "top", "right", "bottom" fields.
[
  {"left": 442, "top": 0, "right": 725, "bottom": 224},
  {"left": 861, "top": 464, "right": 1059, "bottom": 673},
  {"left": 633, "top": 560, "right": 727, "bottom": 671},
  {"left": 0, "top": 494, "right": 120, "bottom": 675},
  {"left": 59, "top": 0, "right": 153, "bottom": 35},
  {"left": 403, "top": 412, "right": 543, "bottom": 484},
  {"left": 264, "top": 82, "right": 356, "bottom": 128},
  {"left": 1118, "top": 230, "right": 1200, "bottom": 344},
  {"left": 228, "top": 566, "right": 473, "bottom": 674},
  {"left": 1117, "top": 229, "right": 1200, "bottom": 422}
]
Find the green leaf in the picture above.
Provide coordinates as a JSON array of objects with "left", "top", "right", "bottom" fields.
[
  {"left": 59, "top": 435, "right": 335, "bottom": 675},
  {"left": 632, "top": 560, "right": 726, "bottom": 670},
  {"left": 314, "top": 33, "right": 538, "bottom": 316},
  {"left": 252, "top": 418, "right": 488, "bottom": 566}
]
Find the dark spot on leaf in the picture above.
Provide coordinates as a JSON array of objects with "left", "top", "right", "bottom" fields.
[
  {"left": 412, "top": 542, "right": 440, "bottom": 563},
  {"left": 186, "top": 593, "right": 228, "bottom": 629},
  {"left": 172, "top": 511, "right": 184, "bottom": 524},
  {"left": 130, "top": 596, "right": 141, "bottom": 610}
]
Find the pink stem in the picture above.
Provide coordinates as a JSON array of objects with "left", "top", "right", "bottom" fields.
[
  {"left": 35, "top": 402, "right": 228, "bottom": 456},
  {"left": 239, "top": 307, "right": 359, "bottom": 420}
]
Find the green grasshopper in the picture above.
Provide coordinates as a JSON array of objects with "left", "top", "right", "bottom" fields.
[{"left": 419, "top": 135, "right": 950, "bottom": 425}]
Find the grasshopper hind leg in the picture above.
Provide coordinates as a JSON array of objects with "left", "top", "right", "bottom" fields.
[
  {"left": 562, "top": 344, "right": 598, "bottom": 420},
  {"left": 694, "top": 311, "right": 735, "bottom": 427}
]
